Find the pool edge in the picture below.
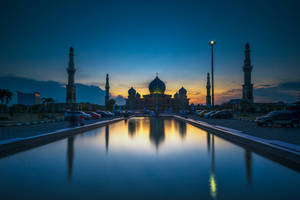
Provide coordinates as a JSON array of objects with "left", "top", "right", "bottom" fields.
[
  {"left": 172, "top": 115, "right": 300, "bottom": 170},
  {"left": 0, "top": 117, "right": 125, "bottom": 158}
]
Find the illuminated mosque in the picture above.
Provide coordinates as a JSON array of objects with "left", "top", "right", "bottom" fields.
[{"left": 126, "top": 75, "right": 189, "bottom": 111}]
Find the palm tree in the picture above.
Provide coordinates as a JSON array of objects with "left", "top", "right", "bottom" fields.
[
  {"left": 42, "top": 97, "right": 55, "bottom": 112},
  {"left": 0, "top": 89, "right": 5, "bottom": 105},
  {"left": 0, "top": 89, "right": 13, "bottom": 112},
  {"left": 4, "top": 89, "right": 13, "bottom": 105},
  {"left": 47, "top": 98, "right": 55, "bottom": 104}
]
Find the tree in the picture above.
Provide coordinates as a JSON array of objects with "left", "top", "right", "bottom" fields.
[
  {"left": 42, "top": 97, "right": 55, "bottom": 112},
  {"left": 4, "top": 89, "right": 13, "bottom": 105},
  {"left": 42, "top": 97, "right": 54, "bottom": 105},
  {"left": 0, "top": 89, "right": 5, "bottom": 105},
  {"left": 0, "top": 89, "right": 13, "bottom": 112},
  {"left": 106, "top": 99, "right": 116, "bottom": 111}
]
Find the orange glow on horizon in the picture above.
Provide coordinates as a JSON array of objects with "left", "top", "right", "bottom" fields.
[{"left": 111, "top": 85, "right": 237, "bottom": 105}]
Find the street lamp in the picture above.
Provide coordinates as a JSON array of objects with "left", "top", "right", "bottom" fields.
[{"left": 209, "top": 40, "right": 216, "bottom": 107}]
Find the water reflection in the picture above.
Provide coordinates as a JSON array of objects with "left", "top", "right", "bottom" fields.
[
  {"left": 207, "top": 132, "right": 217, "bottom": 199},
  {"left": 178, "top": 121, "right": 187, "bottom": 139},
  {"left": 105, "top": 126, "right": 109, "bottom": 154},
  {"left": 207, "top": 132, "right": 211, "bottom": 154},
  {"left": 128, "top": 119, "right": 140, "bottom": 137},
  {"left": 67, "top": 136, "right": 75, "bottom": 181},
  {"left": 1, "top": 117, "right": 300, "bottom": 200},
  {"left": 149, "top": 118, "right": 165, "bottom": 149},
  {"left": 245, "top": 150, "right": 252, "bottom": 186}
]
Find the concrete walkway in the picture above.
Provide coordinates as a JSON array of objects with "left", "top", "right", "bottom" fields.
[
  {"left": 0, "top": 118, "right": 116, "bottom": 141},
  {"left": 188, "top": 115, "right": 300, "bottom": 146}
]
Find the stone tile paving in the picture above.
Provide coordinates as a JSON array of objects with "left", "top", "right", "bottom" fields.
[
  {"left": 0, "top": 118, "right": 116, "bottom": 141},
  {"left": 188, "top": 115, "right": 300, "bottom": 146}
]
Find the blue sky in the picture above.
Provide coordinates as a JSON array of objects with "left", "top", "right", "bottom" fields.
[{"left": 0, "top": 0, "right": 299, "bottom": 103}]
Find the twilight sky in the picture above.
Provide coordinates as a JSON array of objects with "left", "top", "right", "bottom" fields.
[{"left": 0, "top": 0, "right": 299, "bottom": 104}]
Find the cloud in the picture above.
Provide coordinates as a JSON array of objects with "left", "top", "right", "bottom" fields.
[
  {"left": 112, "top": 95, "right": 126, "bottom": 105},
  {"left": 217, "top": 81, "right": 300, "bottom": 104},
  {"left": 256, "top": 84, "right": 272, "bottom": 88},
  {"left": 216, "top": 89, "right": 241, "bottom": 104},
  {"left": 0, "top": 76, "right": 106, "bottom": 105}
]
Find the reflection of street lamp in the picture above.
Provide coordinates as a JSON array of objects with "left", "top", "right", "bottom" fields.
[
  {"left": 209, "top": 134, "right": 217, "bottom": 199},
  {"left": 209, "top": 40, "right": 216, "bottom": 107}
]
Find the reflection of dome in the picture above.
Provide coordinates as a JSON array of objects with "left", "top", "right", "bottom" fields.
[
  {"left": 149, "top": 76, "right": 166, "bottom": 94},
  {"left": 179, "top": 87, "right": 187, "bottom": 95},
  {"left": 128, "top": 87, "right": 136, "bottom": 95}
]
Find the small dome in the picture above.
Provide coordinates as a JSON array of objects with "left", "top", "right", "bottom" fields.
[
  {"left": 149, "top": 76, "right": 166, "bottom": 94},
  {"left": 128, "top": 87, "right": 136, "bottom": 95},
  {"left": 179, "top": 87, "right": 187, "bottom": 95},
  {"left": 136, "top": 92, "right": 141, "bottom": 98}
]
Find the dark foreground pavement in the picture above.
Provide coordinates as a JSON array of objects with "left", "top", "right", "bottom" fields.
[
  {"left": 189, "top": 115, "right": 300, "bottom": 146},
  {"left": 0, "top": 118, "right": 116, "bottom": 142}
]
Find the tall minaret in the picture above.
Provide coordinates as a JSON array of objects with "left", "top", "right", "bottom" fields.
[
  {"left": 105, "top": 74, "right": 110, "bottom": 108},
  {"left": 242, "top": 43, "right": 253, "bottom": 103},
  {"left": 206, "top": 72, "right": 211, "bottom": 107},
  {"left": 66, "top": 47, "right": 76, "bottom": 105}
]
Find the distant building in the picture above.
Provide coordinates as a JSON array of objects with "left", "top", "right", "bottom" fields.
[
  {"left": 105, "top": 74, "right": 110, "bottom": 108},
  {"left": 17, "top": 92, "right": 40, "bottom": 105},
  {"left": 66, "top": 47, "right": 76, "bottom": 105},
  {"left": 206, "top": 72, "right": 211, "bottom": 107},
  {"left": 126, "top": 75, "right": 189, "bottom": 111},
  {"left": 242, "top": 43, "right": 253, "bottom": 103},
  {"left": 229, "top": 99, "right": 243, "bottom": 112}
]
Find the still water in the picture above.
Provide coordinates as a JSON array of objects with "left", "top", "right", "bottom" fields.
[{"left": 0, "top": 117, "right": 299, "bottom": 200}]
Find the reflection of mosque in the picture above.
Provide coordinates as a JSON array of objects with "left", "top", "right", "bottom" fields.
[
  {"left": 149, "top": 118, "right": 165, "bottom": 149},
  {"left": 126, "top": 118, "right": 187, "bottom": 150},
  {"left": 128, "top": 119, "right": 140, "bottom": 137},
  {"left": 126, "top": 75, "right": 189, "bottom": 111},
  {"left": 67, "top": 136, "right": 75, "bottom": 181},
  {"left": 174, "top": 121, "right": 187, "bottom": 138}
]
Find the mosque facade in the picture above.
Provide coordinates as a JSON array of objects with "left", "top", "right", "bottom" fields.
[{"left": 126, "top": 76, "right": 189, "bottom": 111}]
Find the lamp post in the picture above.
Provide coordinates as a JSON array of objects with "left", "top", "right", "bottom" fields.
[{"left": 209, "top": 40, "right": 216, "bottom": 107}]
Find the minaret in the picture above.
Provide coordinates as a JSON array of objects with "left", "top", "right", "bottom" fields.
[
  {"left": 242, "top": 43, "right": 253, "bottom": 103},
  {"left": 66, "top": 47, "right": 76, "bottom": 105},
  {"left": 206, "top": 73, "right": 211, "bottom": 107},
  {"left": 105, "top": 74, "right": 110, "bottom": 108}
]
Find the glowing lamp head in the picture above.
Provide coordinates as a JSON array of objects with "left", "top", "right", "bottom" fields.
[{"left": 209, "top": 40, "right": 216, "bottom": 46}]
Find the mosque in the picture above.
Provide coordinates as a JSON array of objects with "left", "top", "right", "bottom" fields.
[{"left": 126, "top": 76, "right": 189, "bottom": 111}]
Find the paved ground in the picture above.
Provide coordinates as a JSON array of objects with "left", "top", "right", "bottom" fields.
[
  {"left": 188, "top": 115, "right": 300, "bottom": 146},
  {"left": 0, "top": 118, "right": 116, "bottom": 141}
]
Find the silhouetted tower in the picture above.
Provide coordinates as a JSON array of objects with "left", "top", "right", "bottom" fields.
[
  {"left": 242, "top": 43, "right": 253, "bottom": 103},
  {"left": 206, "top": 72, "right": 211, "bottom": 107},
  {"left": 105, "top": 74, "right": 110, "bottom": 108},
  {"left": 66, "top": 47, "right": 76, "bottom": 105}
]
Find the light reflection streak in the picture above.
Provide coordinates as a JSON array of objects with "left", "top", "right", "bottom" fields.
[{"left": 209, "top": 134, "right": 217, "bottom": 199}]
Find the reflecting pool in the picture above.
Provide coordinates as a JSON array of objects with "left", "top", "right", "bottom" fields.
[{"left": 0, "top": 117, "right": 299, "bottom": 200}]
